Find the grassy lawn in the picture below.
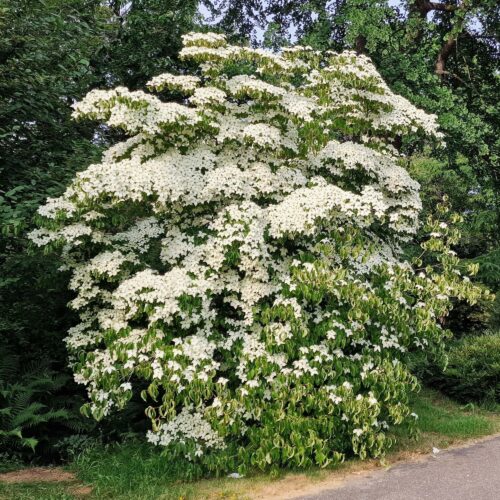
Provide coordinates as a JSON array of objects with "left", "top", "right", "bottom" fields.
[{"left": 1, "top": 388, "right": 499, "bottom": 500}]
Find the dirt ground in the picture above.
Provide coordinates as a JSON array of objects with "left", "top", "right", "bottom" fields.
[{"left": 0, "top": 467, "right": 92, "bottom": 496}]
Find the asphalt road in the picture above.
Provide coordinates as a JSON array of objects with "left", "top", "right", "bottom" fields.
[{"left": 296, "top": 436, "right": 500, "bottom": 500}]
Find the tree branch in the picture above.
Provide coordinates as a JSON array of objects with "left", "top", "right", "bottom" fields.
[
  {"left": 413, "top": 0, "right": 461, "bottom": 17},
  {"left": 427, "top": 1, "right": 460, "bottom": 13},
  {"left": 435, "top": 37, "right": 457, "bottom": 77}
]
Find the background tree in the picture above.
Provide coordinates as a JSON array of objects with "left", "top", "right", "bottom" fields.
[
  {"left": 103, "top": 0, "right": 200, "bottom": 88},
  {"left": 0, "top": 0, "right": 199, "bottom": 460}
]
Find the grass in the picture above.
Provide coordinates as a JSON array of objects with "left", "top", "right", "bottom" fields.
[
  {"left": 391, "top": 388, "right": 499, "bottom": 451},
  {"left": 1, "top": 388, "right": 499, "bottom": 500},
  {"left": 0, "top": 482, "right": 74, "bottom": 500}
]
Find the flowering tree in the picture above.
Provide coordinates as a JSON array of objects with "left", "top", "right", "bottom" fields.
[{"left": 31, "top": 33, "right": 487, "bottom": 471}]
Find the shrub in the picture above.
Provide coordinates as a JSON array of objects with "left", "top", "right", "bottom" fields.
[
  {"left": 30, "top": 32, "right": 488, "bottom": 473},
  {"left": 427, "top": 332, "right": 500, "bottom": 405}
]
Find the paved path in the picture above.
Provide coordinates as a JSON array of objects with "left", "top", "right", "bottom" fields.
[{"left": 296, "top": 436, "right": 500, "bottom": 500}]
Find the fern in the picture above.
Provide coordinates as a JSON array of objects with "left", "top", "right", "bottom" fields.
[{"left": 0, "top": 350, "right": 92, "bottom": 457}]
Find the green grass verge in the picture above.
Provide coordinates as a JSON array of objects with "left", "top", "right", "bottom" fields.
[
  {"left": 411, "top": 389, "right": 496, "bottom": 436},
  {"left": 392, "top": 388, "right": 498, "bottom": 450},
  {"left": 1, "top": 388, "right": 499, "bottom": 500},
  {"left": 0, "top": 482, "right": 74, "bottom": 500}
]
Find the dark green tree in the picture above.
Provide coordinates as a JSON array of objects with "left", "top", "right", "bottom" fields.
[
  {"left": 0, "top": 0, "right": 200, "bottom": 460},
  {"left": 103, "top": 0, "right": 200, "bottom": 88}
]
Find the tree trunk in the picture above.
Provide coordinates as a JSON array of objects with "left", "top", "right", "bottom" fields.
[{"left": 355, "top": 35, "right": 367, "bottom": 54}]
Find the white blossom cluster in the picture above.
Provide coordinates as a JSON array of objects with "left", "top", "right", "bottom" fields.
[
  {"left": 146, "top": 73, "right": 201, "bottom": 93},
  {"left": 71, "top": 87, "right": 201, "bottom": 135},
  {"left": 146, "top": 405, "right": 225, "bottom": 456},
  {"left": 31, "top": 33, "right": 483, "bottom": 468}
]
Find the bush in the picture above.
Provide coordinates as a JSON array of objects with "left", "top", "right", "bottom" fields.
[
  {"left": 427, "top": 332, "right": 500, "bottom": 405},
  {"left": 31, "top": 32, "right": 487, "bottom": 473}
]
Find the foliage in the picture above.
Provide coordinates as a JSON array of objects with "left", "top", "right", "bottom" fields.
[
  {"left": 0, "top": 352, "right": 92, "bottom": 461},
  {"left": 332, "top": 0, "right": 499, "bottom": 333},
  {"left": 408, "top": 156, "right": 498, "bottom": 259},
  {"left": 102, "top": 0, "right": 200, "bottom": 89},
  {"left": 422, "top": 332, "right": 500, "bottom": 405},
  {"left": 406, "top": 155, "right": 497, "bottom": 331},
  {"left": 0, "top": 0, "right": 109, "bottom": 462},
  {"left": 0, "top": 390, "right": 498, "bottom": 498},
  {"left": 0, "top": 0, "right": 107, "bottom": 235},
  {"left": 1, "top": 0, "right": 498, "bottom": 470},
  {"left": 54, "top": 434, "right": 101, "bottom": 463},
  {"left": 30, "top": 32, "right": 489, "bottom": 473},
  {"left": 0, "top": 0, "right": 200, "bottom": 461}
]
